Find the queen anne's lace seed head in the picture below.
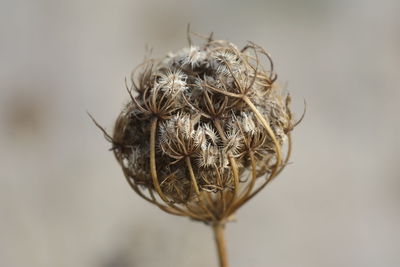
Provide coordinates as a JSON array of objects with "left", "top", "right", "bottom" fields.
[
  {"left": 197, "top": 144, "right": 219, "bottom": 168},
  {"left": 180, "top": 46, "right": 207, "bottom": 68},
  {"left": 240, "top": 112, "right": 257, "bottom": 135},
  {"left": 110, "top": 35, "right": 298, "bottom": 223},
  {"left": 156, "top": 69, "right": 188, "bottom": 95},
  {"left": 203, "top": 123, "right": 219, "bottom": 145},
  {"left": 212, "top": 50, "right": 242, "bottom": 76}
]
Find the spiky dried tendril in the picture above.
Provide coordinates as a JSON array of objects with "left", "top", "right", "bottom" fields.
[{"left": 109, "top": 34, "right": 297, "bottom": 223}]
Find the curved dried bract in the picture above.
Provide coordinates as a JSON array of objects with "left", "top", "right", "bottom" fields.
[{"left": 111, "top": 35, "right": 296, "bottom": 224}]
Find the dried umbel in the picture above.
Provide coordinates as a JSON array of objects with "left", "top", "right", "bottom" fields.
[{"left": 93, "top": 33, "right": 300, "bottom": 267}]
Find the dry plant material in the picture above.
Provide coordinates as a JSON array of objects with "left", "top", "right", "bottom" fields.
[{"left": 92, "top": 32, "right": 299, "bottom": 267}]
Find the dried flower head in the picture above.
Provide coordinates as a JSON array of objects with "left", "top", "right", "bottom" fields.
[{"left": 99, "top": 33, "right": 299, "bottom": 224}]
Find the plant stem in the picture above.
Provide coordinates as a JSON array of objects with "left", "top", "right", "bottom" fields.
[{"left": 213, "top": 222, "right": 228, "bottom": 267}]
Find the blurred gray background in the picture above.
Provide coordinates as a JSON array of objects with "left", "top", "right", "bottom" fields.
[{"left": 1, "top": 0, "right": 399, "bottom": 266}]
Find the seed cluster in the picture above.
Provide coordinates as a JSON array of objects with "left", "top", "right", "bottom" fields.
[{"left": 112, "top": 37, "right": 295, "bottom": 222}]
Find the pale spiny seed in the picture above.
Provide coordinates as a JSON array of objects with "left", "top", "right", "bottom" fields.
[{"left": 111, "top": 36, "right": 296, "bottom": 223}]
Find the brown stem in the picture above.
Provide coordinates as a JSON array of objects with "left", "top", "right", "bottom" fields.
[
  {"left": 149, "top": 118, "right": 204, "bottom": 221},
  {"left": 242, "top": 95, "right": 282, "bottom": 168},
  {"left": 185, "top": 156, "right": 216, "bottom": 220},
  {"left": 213, "top": 222, "right": 229, "bottom": 267},
  {"left": 149, "top": 118, "right": 170, "bottom": 202}
]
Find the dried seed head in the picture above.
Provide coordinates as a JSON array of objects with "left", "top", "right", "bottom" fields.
[
  {"left": 156, "top": 69, "right": 188, "bottom": 95},
  {"left": 111, "top": 34, "right": 298, "bottom": 223}
]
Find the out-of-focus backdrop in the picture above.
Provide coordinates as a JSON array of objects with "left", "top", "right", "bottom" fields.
[{"left": 1, "top": 0, "right": 399, "bottom": 266}]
